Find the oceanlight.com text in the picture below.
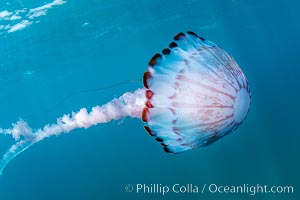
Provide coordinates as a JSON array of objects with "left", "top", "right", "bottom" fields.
[{"left": 124, "top": 183, "right": 294, "bottom": 196}]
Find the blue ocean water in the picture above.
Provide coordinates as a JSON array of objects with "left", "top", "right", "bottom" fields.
[{"left": 0, "top": 0, "right": 299, "bottom": 199}]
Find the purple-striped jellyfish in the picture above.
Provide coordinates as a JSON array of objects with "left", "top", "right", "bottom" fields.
[
  {"left": 142, "top": 31, "right": 251, "bottom": 153},
  {"left": 0, "top": 31, "right": 250, "bottom": 174}
]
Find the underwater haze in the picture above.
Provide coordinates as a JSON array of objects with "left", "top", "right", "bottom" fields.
[{"left": 0, "top": 0, "right": 299, "bottom": 199}]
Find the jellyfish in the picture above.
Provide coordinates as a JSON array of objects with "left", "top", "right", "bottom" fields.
[{"left": 0, "top": 31, "right": 251, "bottom": 175}]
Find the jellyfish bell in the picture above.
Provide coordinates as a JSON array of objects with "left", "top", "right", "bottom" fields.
[{"left": 142, "top": 31, "right": 251, "bottom": 153}]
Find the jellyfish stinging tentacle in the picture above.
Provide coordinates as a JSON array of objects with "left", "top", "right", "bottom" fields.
[
  {"left": 0, "top": 31, "right": 251, "bottom": 175},
  {"left": 0, "top": 89, "right": 146, "bottom": 174}
]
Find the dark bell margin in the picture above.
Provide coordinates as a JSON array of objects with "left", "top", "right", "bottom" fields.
[
  {"left": 169, "top": 42, "right": 178, "bottom": 48},
  {"left": 142, "top": 107, "right": 149, "bottom": 122},
  {"left": 144, "top": 126, "right": 155, "bottom": 136},
  {"left": 143, "top": 71, "right": 151, "bottom": 89},
  {"left": 148, "top": 53, "right": 162, "bottom": 67},
  {"left": 174, "top": 32, "right": 186, "bottom": 41},
  {"left": 162, "top": 48, "right": 171, "bottom": 55}
]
